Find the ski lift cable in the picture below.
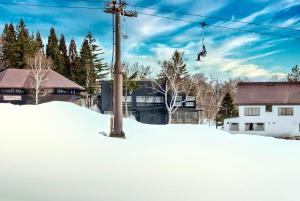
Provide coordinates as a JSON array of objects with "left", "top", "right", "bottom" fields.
[
  {"left": 1, "top": 2, "right": 300, "bottom": 40},
  {"left": 137, "top": 11, "right": 300, "bottom": 40},
  {"left": 68, "top": 0, "right": 300, "bottom": 33}
]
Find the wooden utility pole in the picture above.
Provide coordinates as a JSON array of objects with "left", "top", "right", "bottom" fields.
[{"left": 104, "top": 0, "right": 137, "bottom": 138}]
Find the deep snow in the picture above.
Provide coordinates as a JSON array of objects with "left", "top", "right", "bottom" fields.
[{"left": 0, "top": 102, "right": 300, "bottom": 201}]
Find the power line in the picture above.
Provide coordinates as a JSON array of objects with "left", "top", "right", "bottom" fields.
[
  {"left": 68, "top": 0, "right": 300, "bottom": 32},
  {"left": 1, "top": 1, "right": 300, "bottom": 40},
  {"left": 0, "top": 2, "right": 102, "bottom": 10},
  {"left": 137, "top": 12, "right": 300, "bottom": 40}
]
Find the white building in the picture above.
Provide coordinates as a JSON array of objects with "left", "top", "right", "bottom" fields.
[{"left": 224, "top": 82, "right": 300, "bottom": 137}]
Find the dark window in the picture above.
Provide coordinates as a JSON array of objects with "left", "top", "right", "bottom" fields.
[
  {"left": 0, "top": 88, "right": 24, "bottom": 94},
  {"left": 244, "top": 107, "right": 260, "bottom": 116},
  {"left": 245, "top": 123, "right": 265, "bottom": 131},
  {"left": 54, "top": 89, "right": 77, "bottom": 94},
  {"left": 266, "top": 105, "right": 272, "bottom": 112},
  {"left": 230, "top": 123, "right": 239, "bottom": 131},
  {"left": 245, "top": 123, "right": 254, "bottom": 131},
  {"left": 278, "top": 107, "right": 293, "bottom": 116}
]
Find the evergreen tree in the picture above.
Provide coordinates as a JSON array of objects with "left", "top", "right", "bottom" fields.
[
  {"left": 287, "top": 65, "right": 300, "bottom": 82},
  {"left": 78, "top": 33, "right": 108, "bottom": 95},
  {"left": 215, "top": 93, "right": 238, "bottom": 127},
  {"left": 69, "top": 38, "right": 81, "bottom": 82},
  {"left": 59, "top": 34, "right": 71, "bottom": 78},
  {"left": 2, "top": 23, "right": 17, "bottom": 68},
  {"left": 27, "top": 32, "right": 40, "bottom": 60},
  {"left": 0, "top": 36, "right": 7, "bottom": 71},
  {"left": 80, "top": 39, "right": 94, "bottom": 92},
  {"left": 86, "top": 32, "right": 108, "bottom": 81},
  {"left": 158, "top": 50, "right": 188, "bottom": 83},
  {"left": 46, "top": 27, "right": 62, "bottom": 73},
  {"left": 36, "top": 31, "right": 44, "bottom": 53},
  {"left": 15, "top": 19, "right": 32, "bottom": 68}
]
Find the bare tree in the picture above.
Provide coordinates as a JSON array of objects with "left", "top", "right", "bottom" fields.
[
  {"left": 27, "top": 52, "right": 52, "bottom": 105},
  {"left": 191, "top": 73, "right": 209, "bottom": 123},
  {"left": 123, "top": 62, "right": 138, "bottom": 117},
  {"left": 122, "top": 62, "right": 152, "bottom": 117},
  {"left": 85, "top": 63, "right": 92, "bottom": 107},
  {"left": 153, "top": 70, "right": 193, "bottom": 124}
]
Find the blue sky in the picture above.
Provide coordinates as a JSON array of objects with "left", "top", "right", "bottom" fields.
[{"left": 0, "top": 0, "right": 299, "bottom": 80}]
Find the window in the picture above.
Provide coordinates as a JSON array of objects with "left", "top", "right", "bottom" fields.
[
  {"left": 245, "top": 123, "right": 265, "bottom": 131},
  {"left": 186, "top": 96, "right": 196, "bottom": 101},
  {"left": 175, "top": 96, "right": 182, "bottom": 102},
  {"left": 122, "top": 96, "right": 132, "bottom": 102},
  {"left": 145, "top": 96, "right": 155, "bottom": 103},
  {"left": 245, "top": 123, "right": 254, "bottom": 131},
  {"left": 174, "top": 102, "right": 182, "bottom": 106},
  {"left": 255, "top": 123, "right": 265, "bottom": 131},
  {"left": 278, "top": 107, "right": 293, "bottom": 116},
  {"left": 266, "top": 105, "right": 272, "bottom": 112},
  {"left": 70, "top": 90, "right": 77, "bottom": 95},
  {"left": 55, "top": 89, "right": 68, "bottom": 94},
  {"left": 244, "top": 107, "right": 260, "bottom": 116},
  {"left": 185, "top": 102, "right": 195, "bottom": 107},
  {"left": 173, "top": 96, "right": 182, "bottom": 107},
  {"left": 0, "top": 88, "right": 24, "bottom": 94},
  {"left": 136, "top": 96, "right": 146, "bottom": 103},
  {"left": 154, "top": 96, "right": 164, "bottom": 103},
  {"left": 230, "top": 123, "right": 239, "bottom": 131}
]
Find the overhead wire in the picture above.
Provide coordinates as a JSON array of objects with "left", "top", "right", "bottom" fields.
[
  {"left": 137, "top": 11, "right": 300, "bottom": 40},
  {"left": 68, "top": 0, "right": 300, "bottom": 32},
  {"left": 1, "top": 1, "right": 300, "bottom": 40}
]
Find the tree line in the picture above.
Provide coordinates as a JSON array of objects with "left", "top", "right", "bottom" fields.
[
  {"left": 0, "top": 19, "right": 108, "bottom": 97},
  {"left": 123, "top": 50, "right": 240, "bottom": 124}
]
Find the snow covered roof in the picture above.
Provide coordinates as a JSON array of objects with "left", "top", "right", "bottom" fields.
[
  {"left": 0, "top": 68, "right": 84, "bottom": 90},
  {"left": 235, "top": 82, "right": 300, "bottom": 105}
]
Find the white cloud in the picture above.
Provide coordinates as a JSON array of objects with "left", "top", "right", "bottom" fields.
[{"left": 278, "top": 17, "right": 300, "bottom": 28}]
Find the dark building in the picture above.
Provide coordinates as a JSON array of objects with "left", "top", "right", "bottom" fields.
[
  {"left": 0, "top": 68, "right": 84, "bottom": 104},
  {"left": 99, "top": 80, "right": 199, "bottom": 125}
]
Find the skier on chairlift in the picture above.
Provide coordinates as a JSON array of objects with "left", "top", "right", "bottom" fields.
[{"left": 196, "top": 22, "right": 207, "bottom": 61}]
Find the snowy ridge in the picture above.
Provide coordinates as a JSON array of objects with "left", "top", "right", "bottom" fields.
[{"left": 0, "top": 102, "right": 300, "bottom": 201}]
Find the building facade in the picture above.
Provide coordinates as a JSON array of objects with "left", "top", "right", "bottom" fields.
[
  {"left": 224, "top": 82, "right": 300, "bottom": 137},
  {"left": 99, "top": 81, "right": 199, "bottom": 125},
  {"left": 0, "top": 68, "right": 84, "bottom": 104}
]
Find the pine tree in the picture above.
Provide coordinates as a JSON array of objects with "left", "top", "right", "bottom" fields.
[
  {"left": 287, "top": 65, "right": 300, "bottom": 82},
  {"left": 80, "top": 39, "right": 94, "bottom": 92},
  {"left": 2, "top": 23, "right": 17, "bottom": 68},
  {"left": 86, "top": 32, "right": 108, "bottom": 81},
  {"left": 46, "top": 27, "right": 62, "bottom": 73},
  {"left": 36, "top": 31, "right": 44, "bottom": 54},
  {"left": 215, "top": 93, "right": 238, "bottom": 127},
  {"left": 27, "top": 32, "right": 40, "bottom": 59},
  {"left": 59, "top": 34, "right": 71, "bottom": 78},
  {"left": 15, "top": 19, "right": 32, "bottom": 68},
  {"left": 69, "top": 38, "right": 81, "bottom": 82},
  {"left": 0, "top": 36, "right": 7, "bottom": 71},
  {"left": 158, "top": 50, "right": 188, "bottom": 83}
]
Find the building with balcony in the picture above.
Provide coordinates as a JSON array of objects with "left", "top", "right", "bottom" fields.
[{"left": 99, "top": 81, "right": 199, "bottom": 125}]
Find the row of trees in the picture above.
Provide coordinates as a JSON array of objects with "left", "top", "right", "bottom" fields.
[
  {"left": 0, "top": 19, "right": 108, "bottom": 105},
  {"left": 149, "top": 50, "right": 239, "bottom": 124}
]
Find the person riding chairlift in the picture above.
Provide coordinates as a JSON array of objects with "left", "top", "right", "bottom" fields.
[
  {"left": 196, "top": 45, "right": 207, "bottom": 61},
  {"left": 196, "top": 22, "right": 207, "bottom": 61}
]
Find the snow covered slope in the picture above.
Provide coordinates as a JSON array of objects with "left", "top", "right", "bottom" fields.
[{"left": 0, "top": 102, "right": 300, "bottom": 201}]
